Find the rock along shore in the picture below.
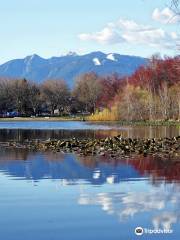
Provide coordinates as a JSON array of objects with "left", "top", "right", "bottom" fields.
[{"left": 1, "top": 135, "right": 180, "bottom": 158}]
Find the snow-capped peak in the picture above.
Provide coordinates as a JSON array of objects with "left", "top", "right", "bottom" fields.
[
  {"left": 106, "top": 53, "right": 117, "bottom": 61},
  {"left": 93, "top": 58, "right": 101, "bottom": 66},
  {"left": 66, "top": 51, "right": 78, "bottom": 56}
]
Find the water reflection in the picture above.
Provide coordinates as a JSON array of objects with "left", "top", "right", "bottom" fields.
[
  {"left": 0, "top": 149, "right": 180, "bottom": 240},
  {"left": 78, "top": 185, "right": 180, "bottom": 230},
  {"left": 0, "top": 149, "right": 179, "bottom": 183},
  {"left": 0, "top": 124, "right": 179, "bottom": 143},
  {"left": 0, "top": 149, "right": 140, "bottom": 183},
  {"left": 0, "top": 129, "right": 119, "bottom": 142}
]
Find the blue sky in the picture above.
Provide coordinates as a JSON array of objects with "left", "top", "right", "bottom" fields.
[{"left": 0, "top": 0, "right": 179, "bottom": 63}]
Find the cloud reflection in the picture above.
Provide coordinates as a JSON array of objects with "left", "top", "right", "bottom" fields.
[{"left": 78, "top": 183, "right": 180, "bottom": 229}]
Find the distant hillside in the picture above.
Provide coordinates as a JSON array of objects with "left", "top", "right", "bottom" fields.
[{"left": 0, "top": 51, "right": 148, "bottom": 87}]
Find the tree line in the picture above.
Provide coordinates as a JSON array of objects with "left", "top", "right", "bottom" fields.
[
  {"left": 0, "top": 72, "right": 121, "bottom": 117},
  {"left": 89, "top": 55, "right": 180, "bottom": 121},
  {"left": 0, "top": 55, "right": 179, "bottom": 120}
]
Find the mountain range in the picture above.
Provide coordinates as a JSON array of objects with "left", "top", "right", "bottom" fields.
[{"left": 0, "top": 51, "right": 148, "bottom": 87}]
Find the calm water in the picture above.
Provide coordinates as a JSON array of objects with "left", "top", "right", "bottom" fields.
[
  {"left": 0, "top": 121, "right": 179, "bottom": 142},
  {"left": 0, "top": 121, "right": 179, "bottom": 240},
  {"left": 0, "top": 121, "right": 116, "bottom": 130},
  {"left": 0, "top": 149, "right": 179, "bottom": 240}
]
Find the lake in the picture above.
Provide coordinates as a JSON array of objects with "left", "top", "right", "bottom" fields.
[
  {"left": 0, "top": 121, "right": 179, "bottom": 240},
  {"left": 0, "top": 120, "right": 179, "bottom": 141}
]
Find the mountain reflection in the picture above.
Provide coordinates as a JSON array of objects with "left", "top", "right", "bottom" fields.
[
  {"left": 0, "top": 149, "right": 140, "bottom": 183},
  {"left": 0, "top": 148, "right": 179, "bottom": 183},
  {"left": 0, "top": 148, "right": 180, "bottom": 236}
]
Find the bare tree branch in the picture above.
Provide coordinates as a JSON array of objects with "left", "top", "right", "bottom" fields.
[{"left": 170, "top": 0, "right": 180, "bottom": 15}]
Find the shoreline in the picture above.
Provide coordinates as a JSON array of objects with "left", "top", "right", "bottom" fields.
[
  {"left": 0, "top": 117, "right": 82, "bottom": 122},
  {"left": 0, "top": 117, "right": 179, "bottom": 126}
]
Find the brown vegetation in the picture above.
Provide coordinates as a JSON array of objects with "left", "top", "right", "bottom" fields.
[
  {"left": 88, "top": 56, "right": 180, "bottom": 121},
  {"left": 0, "top": 56, "right": 179, "bottom": 121}
]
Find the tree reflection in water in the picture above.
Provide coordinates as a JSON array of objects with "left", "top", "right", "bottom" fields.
[
  {"left": 0, "top": 148, "right": 179, "bottom": 183},
  {"left": 0, "top": 149, "right": 179, "bottom": 233}
]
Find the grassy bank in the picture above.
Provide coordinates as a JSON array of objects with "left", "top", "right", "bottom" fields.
[
  {"left": 0, "top": 116, "right": 83, "bottom": 121},
  {"left": 87, "top": 118, "right": 180, "bottom": 127},
  {"left": 86, "top": 108, "right": 180, "bottom": 126},
  {"left": 0, "top": 116, "right": 180, "bottom": 127}
]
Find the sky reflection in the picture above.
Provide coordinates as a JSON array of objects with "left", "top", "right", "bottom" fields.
[{"left": 0, "top": 150, "right": 179, "bottom": 240}]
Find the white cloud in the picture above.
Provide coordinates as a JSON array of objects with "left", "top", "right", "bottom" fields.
[
  {"left": 78, "top": 18, "right": 179, "bottom": 50},
  {"left": 152, "top": 7, "right": 180, "bottom": 24},
  {"left": 79, "top": 27, "right": 123, "bottom": 44},
  {"left": 171, "top": 31, "right": 178, "bottom": 39},
  {"left": 117, "top": 19, "right": 154, "bottom": 32}
]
